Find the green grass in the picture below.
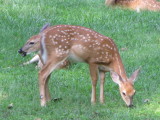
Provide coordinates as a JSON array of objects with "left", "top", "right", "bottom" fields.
[{"left": 0, "top": 0, "right": 160, "bottom": 119}]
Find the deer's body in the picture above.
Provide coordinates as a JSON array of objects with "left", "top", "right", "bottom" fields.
[
  {"left": 105, "top": 0, "right": 160, "bottom": 12},
  {"left": 40, "top": 25, "right": 125, "bottom": 77},
  {"left": 36, "top": 25, "right": 140, "bottom": 107}
]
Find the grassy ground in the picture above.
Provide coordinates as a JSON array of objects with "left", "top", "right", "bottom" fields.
[{"left": 0, "top": 0, "right": 160, "bottom": 119}]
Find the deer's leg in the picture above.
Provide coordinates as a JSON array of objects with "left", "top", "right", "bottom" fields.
[
  {"left": 38, "top": 62, "right": 52, "bottom": 107},
  {"left": 38, "top": 57, "right": 67, "bottom": 106},
  {"left": 37, "top": 59, "right": 43, "bottom": 69},
  {"left": 99, "top": 71, "right": 106, "bottom": 104},
  {"left": 30, "top": 54, "right": 40, "bottom": 63},
  {"left": 23, "top": 54, "right": 39, "bottom": 65},
  {"left": 45, "top": 74, "right": 51, "bottom": 102},
  {"left": 89, "top": 64, "right": 98, "bottom": 104}
]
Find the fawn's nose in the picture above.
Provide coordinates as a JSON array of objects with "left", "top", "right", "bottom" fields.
[
  {"left": 128, "top": 104, "right": 134, "bottom": 108},
  {"left": 18, "top": 48, "right": 27, "bottom": 57},
  {"left": 18, "top": 48, "right": 23, "bottom": 53}
]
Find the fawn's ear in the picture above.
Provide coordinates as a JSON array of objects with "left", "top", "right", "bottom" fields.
[
  {"left": 40, "top": 23, "right": 50, "bottom": 32},
  {"left": 129, "top": 68, "right": 140, "bottom": 83},
  {"left": 110, "top": 71, "right": 124, "bottom": 85}
]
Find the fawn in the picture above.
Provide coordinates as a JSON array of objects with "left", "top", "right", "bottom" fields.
[
  {"left": 105, "top": 0, "right": 160, "bottom": 12},
  {"left": 19, "top": 24, "right": 140, "bottom": 107},
  {"left": 18, "top": 24, "right": 69, "bottom": 69}
]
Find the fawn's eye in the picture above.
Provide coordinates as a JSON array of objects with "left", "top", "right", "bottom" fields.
[
  {"left": 29, "top": 42, "right": 35, "bottom": 45},
  {"left": 122, "top": 92, "right": 126, "bottom": 96}
]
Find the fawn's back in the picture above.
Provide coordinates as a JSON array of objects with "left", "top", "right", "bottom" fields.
[{"left": 41, "top": 25, "right": 118, "bottom": 66}]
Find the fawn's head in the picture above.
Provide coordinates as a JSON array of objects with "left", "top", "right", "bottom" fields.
[
  {"left": 18, "top": 35, "right": 41, "bottom": 56},
  {"left": 111, "top": 69, "right": 140, "bottom": 107},
  {"left": 18, "top": 23, "right": 50, "bottom": 56}
]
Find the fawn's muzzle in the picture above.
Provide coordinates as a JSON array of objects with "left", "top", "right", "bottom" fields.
[
  {"left": 18, "top": 48, "right": 27, "bottom": 57},
  {"left": 127, "top": 104, "right": 134, "bottom": 108}
]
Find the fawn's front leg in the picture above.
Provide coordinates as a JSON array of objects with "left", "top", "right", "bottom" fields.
[
  {"left": 89, "top": 64, "right": 98, "bottom": 104},
  {"left": 99, "top": 71, "right": 106, "bottom": 104}
]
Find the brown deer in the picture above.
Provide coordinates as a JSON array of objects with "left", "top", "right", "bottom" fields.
[
  {"left": 105, "top": 0, "right": 160, "bottom": 12},
  {"left": 18, "top": 24, "right": 69, "bottom": 69},
  {"left": 36, "top": 24, "right": 140, "bottom": 107}
]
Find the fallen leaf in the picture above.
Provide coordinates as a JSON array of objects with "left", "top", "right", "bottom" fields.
[
  {"left": 7, "top": 103, "right": 13, "bottom": 109},
  {"left": 52, "top": 98, "right": 62, "bottom": 102},
  {"left": 143, "top": 99, "right": 150, "bottom": 103}
]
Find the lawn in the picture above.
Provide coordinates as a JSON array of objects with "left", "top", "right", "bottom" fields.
[{"left": 0, "top": 0, "right": 160, "bottom": 120}]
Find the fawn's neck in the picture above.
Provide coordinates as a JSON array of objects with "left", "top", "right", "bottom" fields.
[{"left": 111, "top": 52, "right": 128, "bottom": 80}]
